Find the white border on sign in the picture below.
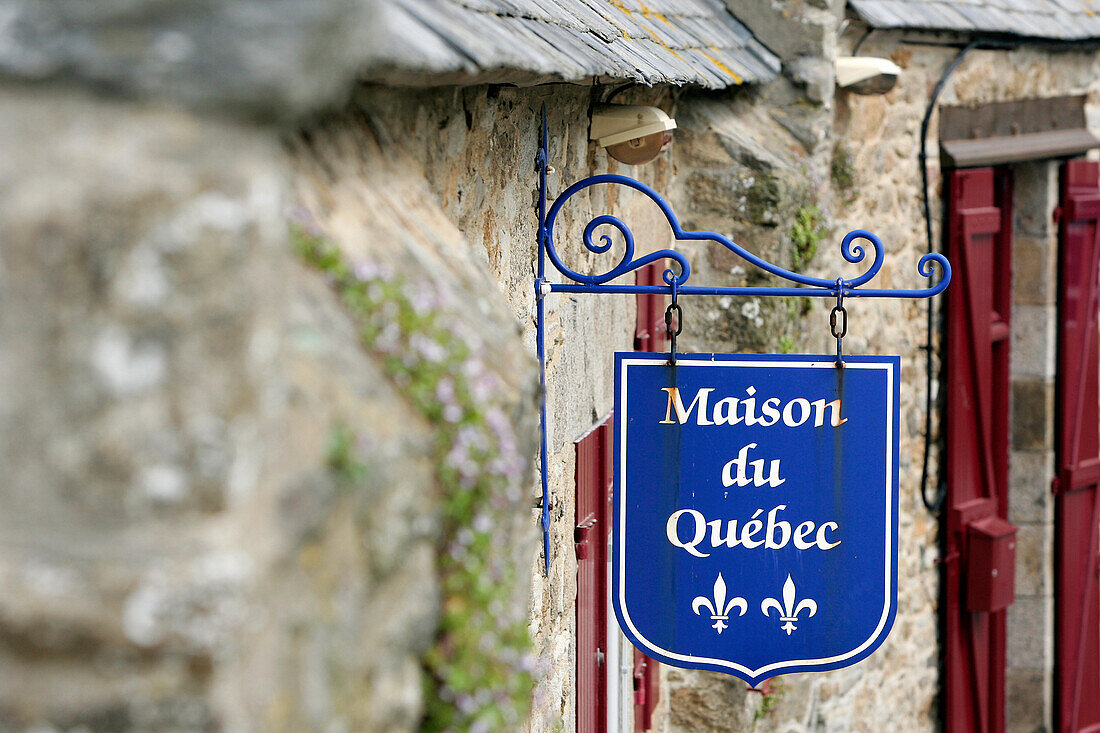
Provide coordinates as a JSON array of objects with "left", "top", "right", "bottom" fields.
[{"left": 616, "top": 357, "right": 896, "bottom": 679}]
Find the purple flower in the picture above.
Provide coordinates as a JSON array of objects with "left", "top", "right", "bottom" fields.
[
  {"left": 353, "top": 259, "right": 380, "bottom": 281},
  {"left": 436, "top": 377, "right": 456, "bottom": 404},
  {"left": 410, "top": 334, "right": 447, "bottom": 363},
  {"left": 287, "top": 205, "right": 324, "bottom": 237},
  {"left": 470, "top": 370, "right": 501, "bottom": 402},
  {"left": 408, "top": 281, "right": 440, "bottom": 315}
]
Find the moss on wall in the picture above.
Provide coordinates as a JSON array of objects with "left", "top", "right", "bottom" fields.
[{"left": 790, "top": 204, "right": 826, "bottom": 272}]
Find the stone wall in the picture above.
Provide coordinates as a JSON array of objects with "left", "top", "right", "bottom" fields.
[
  {"left": 323, "top": 82, "right": 682, "bottom": 732},
  {"left": 830, "top": 36, "right": 1100, "bottom": 733},
  {"left": 0, "top": 59, "right": 703, "bottom": 732},
  {"left": 281, "top": 36, "right": 1100, "bottom": 733}
]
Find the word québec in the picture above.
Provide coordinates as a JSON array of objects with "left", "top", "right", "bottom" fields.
[
  {"left": 660, "top": 385, "right": 845, "bottom": 556},
  {"left": 666, "top": 505, "right": 841, "bottom": 557}
]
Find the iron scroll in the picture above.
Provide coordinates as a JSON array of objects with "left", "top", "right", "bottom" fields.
[{"left": 539, "top": 171, "right": 950, "bottom": 300}]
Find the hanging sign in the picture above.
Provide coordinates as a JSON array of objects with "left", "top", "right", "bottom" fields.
[{"left": 612, "top": 352, "right": 899, "bottom": 685}]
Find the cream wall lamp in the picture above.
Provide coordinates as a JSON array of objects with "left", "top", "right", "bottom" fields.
[
  {"left": 589, "top": 104, "right": 676, "bottom": 165},
  {"left": 836, "top": 56, "right": 901, "bottom": 94}
]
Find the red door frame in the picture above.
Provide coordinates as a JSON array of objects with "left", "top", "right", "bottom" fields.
[
  {"left": 1054, "top": 159, "right": 1100, "bottom": 733},
  {"left": 575, "top": 415, "right": 613, "bottom": 732},
  {"left": 944, "top": 166, "right": 1014, "bottom": 733}
]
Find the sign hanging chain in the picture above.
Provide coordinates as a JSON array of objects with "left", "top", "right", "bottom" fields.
[
  {"left": 830, "top": 278, "right": 848, "bottom": 368},
  {"left": 665, "top": 279, "right": 683, "bottom": 366}
]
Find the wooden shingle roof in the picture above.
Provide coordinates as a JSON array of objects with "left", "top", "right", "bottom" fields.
[
  {"left": 849, "top": 0, "right": 1100, "bottom": 40},
  {"left": 370, "top": 0, "right": 782, "bottom": 88}
]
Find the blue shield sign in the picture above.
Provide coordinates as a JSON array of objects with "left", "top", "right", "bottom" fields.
[{"left": 612, "top": 353, "right": 899, "bottom": 684}]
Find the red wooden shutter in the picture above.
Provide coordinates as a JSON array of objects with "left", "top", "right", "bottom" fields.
[
  {"left": 634, "top": 262, "right": 667, "bottom": 353},
  {"left": 945, "top": 166, "right": 1016, "bottom": 733},
  {"left": 632, "top": 649, "right": 659, "bottom": 731},
  {"left": 1055, "top": 159, "right": 1100, "bottom": 733},
  {"left": 576, "top": 415, "right": 613, "bottom": 732}
]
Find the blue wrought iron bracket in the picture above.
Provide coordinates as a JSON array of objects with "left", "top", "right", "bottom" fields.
[{"left": 533, "top": 108, "right": 950, "bottom": 575}]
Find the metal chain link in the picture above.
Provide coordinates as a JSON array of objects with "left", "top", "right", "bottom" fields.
[
  {"left": 831, "top": 279, "right": 847, "bottom": 368},
  {"left": 665, "top": 301, "right": 682, "bottom": 366}
]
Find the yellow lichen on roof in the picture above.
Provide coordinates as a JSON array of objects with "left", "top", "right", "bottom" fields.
[
  {"left": 638, "top": 3, "right": 674, "bottom": 28},
  {"left": 608, "top": 0, "right": 635, "bottom": 18},
  {"left": 636, "top": 8, "right": 687, "bottom": 61},
  {"left": 399, "top": 0, "right": 780, "bottom": 88},
  {"left": 703, "top": 47, "right": 743, "bottom": 84}
]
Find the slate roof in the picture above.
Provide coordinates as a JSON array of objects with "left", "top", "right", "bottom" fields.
[
  {"left": 848, "top": 0, "right": 1100, "bottom": 40},
  {"left": 372, "top": 0, "right": 782, "bottom": 88}
]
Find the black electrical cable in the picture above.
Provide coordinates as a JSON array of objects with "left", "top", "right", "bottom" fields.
[
  {"left": 603, "top": 82, "right": 638, "bottom": 104},
  {"left": 917, "top": 40, "right": 979, "bottom": 512},
  {"left": 852, "top": 28, "right": 875, "bottom": 55}
]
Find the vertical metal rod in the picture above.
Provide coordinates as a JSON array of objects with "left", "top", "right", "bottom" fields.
[
  {"left": 537, "top": 105, "right": 551, "bottom": 577},
  {"left": 538, "top": 296, "right": 549, "bottom": 576}
]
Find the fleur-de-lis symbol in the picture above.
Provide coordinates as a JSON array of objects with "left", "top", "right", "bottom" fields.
[
  {"left": 692, "top": 573, "right": 747, "bottom": 634},
  {"left": 761, "top": 574, "right": 818, "bottom": 635}
]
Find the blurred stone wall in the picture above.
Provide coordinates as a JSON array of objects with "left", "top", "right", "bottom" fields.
[
  {"left": 0, "top": 56, "right": 672, "bottom": 728},
  {"left": 0, "top": 39, "right": 539, "bottom": 733}
]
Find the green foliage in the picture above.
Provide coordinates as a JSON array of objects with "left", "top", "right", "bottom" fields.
[
  {"left": 325, "top": 422, "right": 367, "bottom": 485},
  {"left": 790, "top": 205, "right": 827, "bottom": 272},
  {"left": 752, "top": 677, "right": 786, "bottom": 724},
  {"left": 295, "top": 224, "right": 533, "bottom": 731},
  {"left": 782, "top": 295, "right": 813, "bottom": 320},
  {"left": 831, "top": 143, "right": 857, "bottom": 197}
]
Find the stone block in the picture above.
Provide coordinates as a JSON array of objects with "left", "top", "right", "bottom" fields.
[
  {"left": 675, "top": 98, "right": 792, "bottom": 173},
  {"left": 1010, "top": 305, "right": 1057, "bottom": 378},
  {"left": 1013, "top": 234, "right": 1057, "bottom": 306},
  {"left": 1013, "top": 524, "right": 1052, "bottom": 597},
  {"left": 1006, "top": 667, "right": 1051, "bottom": 733},
  {"left": 1013, "top": 161, "right": 1059, "bottom": 238},
  {"left": 0, "top": 0, "right": 393, "bottom": 120},
  {"left": 668, "top": 669, "right": 752, "bottom": 732},
  {"left": 684, "top": 170, "right": 779, "bottom": 228},
  {"left": 1006, "top": 596, "right": 1052, "bottom": 668},
  {"left": 1008, "top": 450, "right": 1055, "bottom": 524},
  {"left": 790, "top": 56, "right": 835, "bottom": 104},
  {"left": 624, "top": 191, "right": 675, "bottom": 257},
  {"left": 1012, "top": 380, "right": 1055, "bottom": 451},
  {"left": 722, "top": 0, "right": 832, "bottom": 60},
  {"left": 843, "top": 95, "right": 888, "bottom": 145}
]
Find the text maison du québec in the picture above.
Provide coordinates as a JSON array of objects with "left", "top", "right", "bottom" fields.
[{"left": 658, "top": 385, "right": 846, "bottom": 558}]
